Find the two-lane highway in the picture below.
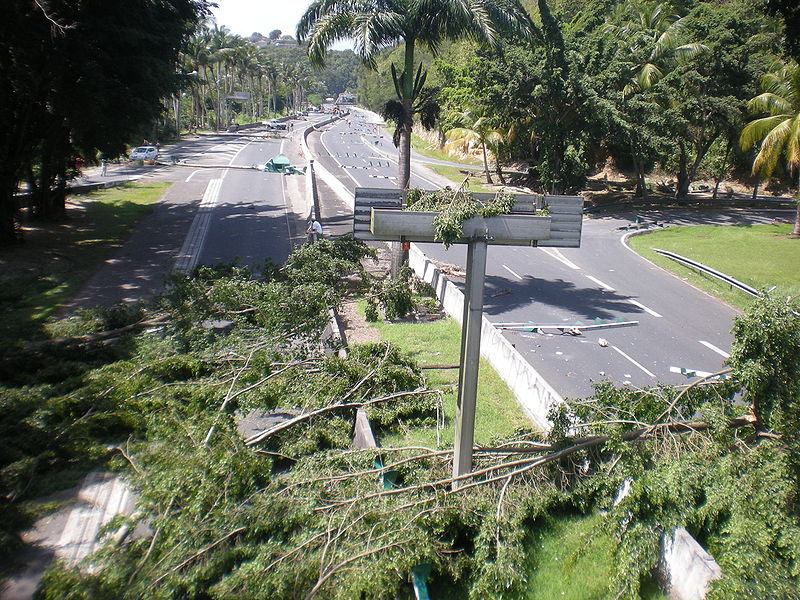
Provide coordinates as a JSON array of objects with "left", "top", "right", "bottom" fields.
[{"left": 306, "top": 109, "right": 762, "bottom": 399}]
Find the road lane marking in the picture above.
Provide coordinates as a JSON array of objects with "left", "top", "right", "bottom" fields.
[
  {"left": 670, "top": 366, "right": 713, "bottom": 378},
  {"left": 185, "top": 169, "right": 200, "bottom": 183},
  {"left": 628, "top": 299, "right": 662, "bottom": 318},
  {"left": 174, "top": 178, "right": 222, "bottom": 273},
  {"left": 502, "top": 264, "right": 523, "bottom": 280},
  {"left": 585, "top": 275, "right": 615, "bottom": 291},
  {"left": 539, "top": 247, "right": 580, "bottom": 270},
  {"left": 699, "top": 340, "right": 730, "bottom": 358},
  {"left": 320, "top": 130, "right": 363, "bottom": 188},
  {"left": 611, "top": 345, "right": 656, "bottom": 377},
  {"left": 221, "top": 140, "right": 252, "bottom": 181}
]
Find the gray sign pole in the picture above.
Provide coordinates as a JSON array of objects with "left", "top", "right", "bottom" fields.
[
  {"left": 452, "top": 240, "right": 488, "bottom": 487},
  {"left": 353, "top": 187, "right": 583, "bottom": 487}
]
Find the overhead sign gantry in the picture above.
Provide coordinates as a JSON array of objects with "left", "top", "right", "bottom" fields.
[{"left": 353, "top": 187, "right": 583, "bottom": 487}]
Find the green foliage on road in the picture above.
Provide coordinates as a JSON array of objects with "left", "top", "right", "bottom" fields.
[
  {"left": 628, "top": 223, "right": 800, "bottom": 310},
  {"left": 0, "top": 182, "right": 167, "bottom": 346},
  {"left": 2, "top": 224, "right": 799, "bottom": 598},
  {"left": 25, "top": 295, "right": 800, "bottom": 599}
]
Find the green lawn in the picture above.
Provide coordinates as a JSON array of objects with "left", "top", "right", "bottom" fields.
[
  {"left": 525, "top": 512, "right": 667, "bottom": 600},
  {"left": 426, "top": 164, "right": 499, "bottom": 193},
  {"left": 357, "top": 300, "right": 534, "bottom": 448},
  {"left": 628, "top": 223, "right": 800, "bottom": 311},
  {"left": 0, "top": 182, "right": 168, "bottom": 344}
]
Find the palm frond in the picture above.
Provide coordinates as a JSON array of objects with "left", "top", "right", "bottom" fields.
[
  {"left": 747, "top": 93, "right": 793, "bottom": 117},
  {"left": 740, "top": 115, "right": 790, "bottom": 151}
]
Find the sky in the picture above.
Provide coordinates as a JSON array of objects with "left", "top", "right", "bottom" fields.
[{"left": 210, "top": 0, "right": 314, "bottom": 40}]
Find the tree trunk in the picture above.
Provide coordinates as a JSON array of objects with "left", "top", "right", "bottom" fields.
[
  {"left": 794, "top": 173, "right": 800, "bottom": 237},
  {"left": 0, "top": 174, "right": 19, "bottom": 245},
  {"left": 481, "top": 141, "right": 493, "bottom": 185},
  {"left": 675, "top": 143, "right": 690, "bottom": 200},
  {"left": 494, "top": 155, "right": 506, "bottom": 185},
  {"left": 751, "top": 177, "right": 760, "bottom": 201},
  {"left": 712, "top": 140, "right": 732, "bottom": 201}
]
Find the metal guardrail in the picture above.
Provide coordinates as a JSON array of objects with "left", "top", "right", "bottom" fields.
[{"left": 652, "top": 248, "right": 760, "bottom": 297}]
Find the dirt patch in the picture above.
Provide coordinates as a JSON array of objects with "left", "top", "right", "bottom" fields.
[{"left": 338, "top": 300, "right": 381, "bottom": 345}]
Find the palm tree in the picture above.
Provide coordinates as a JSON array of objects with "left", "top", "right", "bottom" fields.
[
  {"left": 740, "top": 60, "right": 800, "bottom": 236},
  {"left": 605, "top": 0, "right": 706, "bottom": 199},
  {"left": 606, "top": 0, "right": 705, "bottom": 97},
  {"left": 444, "top": 110, "right": 505, "bottom": 185},
  {"left": 297, "top": 0, "right": 534, "bottom": 190}
]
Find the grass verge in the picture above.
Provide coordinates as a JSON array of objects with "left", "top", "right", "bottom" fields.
[
  {"left": 0, "top": 182, "right": 168, "bottom": 344},
  {"left": 525, "top": 512, "right": 667, "bottom": 600},
  {"left": 356, "top": 300, "right": 534, "bottom": 448},
  {"left": 426, "top": 164, "right": 500, "bottom": 193},
  {"left": 628, "top": 223, "right": 800, "bottom": 312}
]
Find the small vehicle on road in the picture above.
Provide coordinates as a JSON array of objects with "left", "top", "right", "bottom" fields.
[
  {"left": 265, "top": 120, "right": 288, "bottom": 131},
  {"left": 130, "top": 146, "right": 159, "bottom": 161}
]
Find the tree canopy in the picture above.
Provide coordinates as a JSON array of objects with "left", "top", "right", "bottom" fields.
[{"left": 0, "top": 0, "right": 211, "bottom": 244}]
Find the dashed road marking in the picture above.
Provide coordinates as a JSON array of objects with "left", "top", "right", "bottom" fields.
[
  {"left": 699, "top": 340, "right": 730, "bottom": 358},
  {"left": 585, "top": 275, "right": 615, "bottom": 291},
  {"left": 670, "top": 366, "right": 713, "bottom": 378},
  {"left": 502, "top": 264, "right": 523, "bottom": 280},
  {"left": 612, "top": 345, "right": 656, "bottom": 377},
  {"left": 628, "top": 299, "right": 662, "bottom": 318}
]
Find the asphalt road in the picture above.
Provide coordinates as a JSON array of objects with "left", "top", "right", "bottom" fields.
[{"left": 306, "top": 109, "right": 793, "bottom": 399}]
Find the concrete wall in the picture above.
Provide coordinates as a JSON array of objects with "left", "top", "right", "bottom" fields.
[
  {"left": 408, "top": 244, "right": 561, "bottom": 431},
  {"left": 660, "top": 528, "right": 722, "bottom": 600}
]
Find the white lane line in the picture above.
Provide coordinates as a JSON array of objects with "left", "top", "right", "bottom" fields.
[
  {"left": 611, "top": 345, "right": 656, "bottom": 378},
  {"left": 174, "top": 178, "right": 223, "bottom": 273},
  {"left": 670, "top": 366, "right": 713, "bottom": 378},
  {"left": 540, "top": 247, "right": 580, "bottom": 270},
  {"left": 502, "top": 264, "right": 523, "bottom": 280},
  {"left": 699, "top": 340, "right": 730, "bottom": 358},
  {"left": 221, "top": 141, "right": 251, "bottom": 181},
  {"left": 280, "top": 166, "right": 293, "bottom": 250},
  {"left": 628, "top": 299, "right": 662, "bottom": 318},
  {"left": 585, "top": 275, "right": 615, "bottom": 291},
  {"left": 320, "top": 129, "right": 363, "bottom": 188},
  {"left": 359, "top": 133, "right": 444, "bottom": 190},
  {"left": 184, "top": 169, "right": 200, "bottom": 183}
]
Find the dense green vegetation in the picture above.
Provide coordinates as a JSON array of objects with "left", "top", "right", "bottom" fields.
[
  {"left": 629, "top": 223, "right": 800, "bottom": 310},
  {"left": 0, "top": 0, "right": 211, "bottom": 244},
  {"left": 178, "top": 26, "right": 360, "bottom": 131},
  {"left": 1, "top": 231, "right": 798, "bottom": 598},
  {"left": 356, "top": 0, "right": 798, "bottom": 213}
]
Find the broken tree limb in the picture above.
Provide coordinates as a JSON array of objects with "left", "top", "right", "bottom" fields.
[
  {"left": 244, "top": 389, "right": 437, "bottom": 446},
  {"left": 22, "top": 314, "right": 169, "bottom": 353}
]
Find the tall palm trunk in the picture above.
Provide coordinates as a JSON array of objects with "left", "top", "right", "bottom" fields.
[
  {"left": 794, "top": 171, "right": 800, "bottom": 237},
  {"left": 481, "top": 141, "right": 494, "bottom": 185}
]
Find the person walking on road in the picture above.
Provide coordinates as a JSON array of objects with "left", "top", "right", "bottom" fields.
[
  {"left": 100, "top": 159, "right": 108, "bottom": 177},
  {"left": 306, "top": 218, "right": 323, "bottom": 243}
]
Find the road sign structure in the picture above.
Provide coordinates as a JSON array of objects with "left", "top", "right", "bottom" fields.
[{"left": 352, "top": 187, "right": 583, "bottom": 487}]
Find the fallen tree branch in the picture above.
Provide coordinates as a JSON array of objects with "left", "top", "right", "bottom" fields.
[
  {"left": 152, "top": 526, "right": 246, "bottom": 585},
  {"left": 22, "top": 314, "right": 169, "bottom": 352},
  {"left": 244, "top": 389, "right": 436, "bottom": 446}
]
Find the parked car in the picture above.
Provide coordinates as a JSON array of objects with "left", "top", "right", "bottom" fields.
[
  {"left": 266, "top": 120, "right": 288, "bottom": 131},
  {"left": 130, "top": 146, "right": 159, "bottom": 161}
]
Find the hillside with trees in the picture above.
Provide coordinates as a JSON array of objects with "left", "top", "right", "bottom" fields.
[{"left": 356, "top": 0, "right": 798, "bottom": 220}]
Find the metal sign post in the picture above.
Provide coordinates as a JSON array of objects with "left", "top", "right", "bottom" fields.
[{"left": 352, "top": 188, "right": 583, "bottom": 488}]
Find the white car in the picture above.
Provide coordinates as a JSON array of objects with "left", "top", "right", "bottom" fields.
[{"left": 130, "top": 146, "right": 159, "bottom": 161}]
